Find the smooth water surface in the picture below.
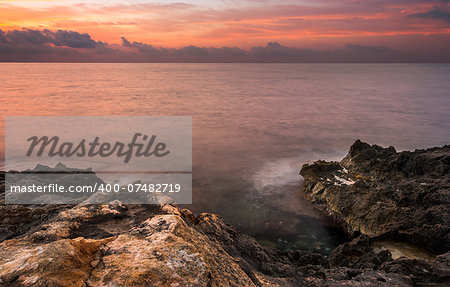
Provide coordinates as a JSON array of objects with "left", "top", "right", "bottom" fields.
[{"left": 1, "top": 63, "right": 449, "bottom": 252}]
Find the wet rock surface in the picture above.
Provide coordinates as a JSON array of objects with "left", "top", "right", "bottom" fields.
[
  {"left": 300, "top": 140, "right": 450, "bottom": 285},
  {"left": 0, "top": 140, "right": 449, "bottom": 287}
]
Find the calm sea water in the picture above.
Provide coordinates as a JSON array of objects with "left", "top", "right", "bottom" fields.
[{"left": 1, "top": 63, "right": 449, "bottom": 252}]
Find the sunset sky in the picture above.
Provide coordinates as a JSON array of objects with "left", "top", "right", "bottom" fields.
[{"left": 1, "top": 0, "right": 449, "bottom": 62}]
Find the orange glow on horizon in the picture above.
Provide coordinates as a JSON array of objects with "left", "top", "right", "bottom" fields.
[{"left": 0, "top": 1, "right": 449, "bottom": 49}]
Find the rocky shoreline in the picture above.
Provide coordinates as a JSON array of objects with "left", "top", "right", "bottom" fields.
[
  {"left": 300, "top": 140, "right": 450, "bottom": 285},
  {"left": 301, "top": 140, "right": 449, "bottom": 253},
  {"left": 0, "top": 140, "right": 449, "bottom": 286}
]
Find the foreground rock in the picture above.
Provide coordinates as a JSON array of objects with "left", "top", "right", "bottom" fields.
[
  {"left": 0, "top": 201, "right": 257, "bottom": 286},
  {"left": 0, "top": 143, "right": 449, "bottom": 287},
  {"left": 1, "top": 200, "right": 425, "bottom": 286}
]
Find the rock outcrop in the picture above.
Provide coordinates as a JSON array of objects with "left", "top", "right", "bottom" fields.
[
  {"left": 300, "top": 140, "right": 450, "bottom": 254},
  {"left": 0, "top": 140, "right": 449, "bottom": 287},
  {"left": 300, "top": 140, "right": 450, "bottom": 285},
  {"left": 0, "top": 200, "right": 260, "bottom": 286}
]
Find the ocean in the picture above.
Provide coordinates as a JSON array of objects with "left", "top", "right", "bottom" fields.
[{"left": 1, "top": 63, "right": 449, "bottom": 252}]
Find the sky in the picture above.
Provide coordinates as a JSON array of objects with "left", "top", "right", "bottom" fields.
[{"left": 0, "top": 0, "right": 449, "bottom": 62}]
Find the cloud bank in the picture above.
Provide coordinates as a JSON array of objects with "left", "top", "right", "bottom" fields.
[
  {"left": 410, "top": 6, "right": 450, "bottom": 23},
  {"left": 0, "top": 28, "right": 449, "bottom": 63}
]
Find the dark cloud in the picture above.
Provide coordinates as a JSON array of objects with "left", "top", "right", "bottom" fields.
[
  {"left": 172, "top": 45, "right": 246, "bottom": 59},
  {"left": 1, "top": 28, "right": 103, "bottom": 48},
  {"left": 121, "top": 37, "right": 163, "bottom": 56},
  {"left": 121, "top": 37, "right": 246, "bottom": 60},
  {"left": 50, "top": 30, "right": 102, "bottom": 48},
  {"left": 121, "top": 37, "right": 132, "bottom": 47},
  {"left": 0, "top": 29, "right": 123, "bottom": 62},
  {"left": 0, "top": 29, "right": 449, "bottom": 62},
  {"left": 250, "top": 42, "right": 312, "bottom": 57},
  {"left": 410, "top": 6, "right": 450, "bottom": 23},
  {"left": 5, "top": 29, "right": 52, "bottom": 45},
  {"left": 0, "top": 30, "right": 8, "bottom": 44}
]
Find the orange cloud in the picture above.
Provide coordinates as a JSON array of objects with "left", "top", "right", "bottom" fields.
[{"left": 0, "top": 0, "right": 448, "bottom": 48}]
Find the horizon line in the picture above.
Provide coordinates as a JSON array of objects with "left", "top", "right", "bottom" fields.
[{"left": 1, "top": 61, "right": 450, "bottom": 64}]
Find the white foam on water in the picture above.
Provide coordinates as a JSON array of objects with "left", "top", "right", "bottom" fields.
[{"left": 250, "top": 158, "right": 303, "bottom": 194}]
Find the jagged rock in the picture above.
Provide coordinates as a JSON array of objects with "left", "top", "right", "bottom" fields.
[
  {"left": 1, "top": 198, "right": 445, "bottom": 286},
  {"left": 0, "top": 237, "right": 112, "bottom": 287},
  {"left": 87, "top": 214, "right": 258, "bottom": 287},
  {"left": 328, "top": 236, "right": 392, "bottom": 269},
  {"left": 0, "top": 203, "right": 258, "bottom": 286},
  {"left": 300, "top": 140, "right": 450, "bottom": 254}
]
